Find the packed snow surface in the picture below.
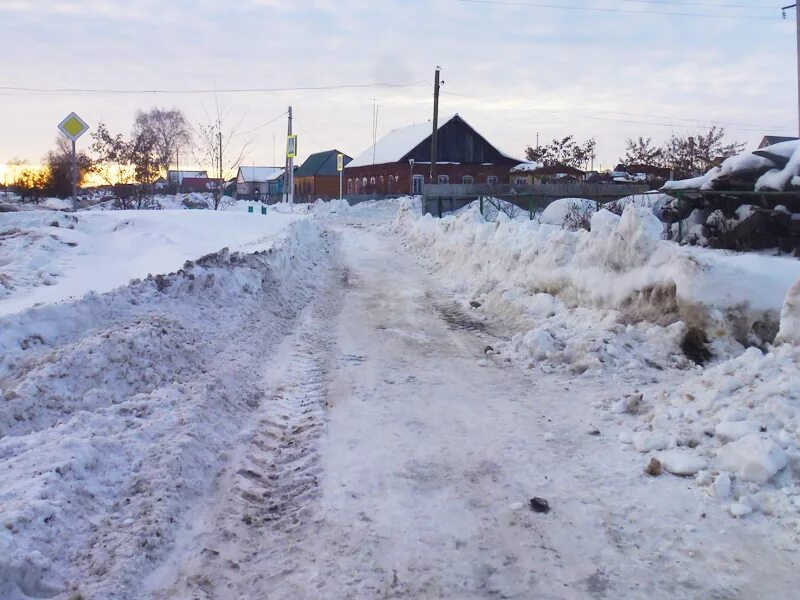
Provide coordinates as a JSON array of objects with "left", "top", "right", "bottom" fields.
[
  {"left": 3, "top": 196, "right": 800, "bottom": 598},
  {"left": 0, "top": 209, "right": 304, "bottom": 316}
]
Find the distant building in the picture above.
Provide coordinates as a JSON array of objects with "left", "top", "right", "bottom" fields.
[
  {"left": 166, "top": 170, "right": 208, "bottom": 188},
  {"left": 345, "top": 114, "right": 520, "bottom": 196},
  {"left": 235, "top": 166, "right": 285, "bottom": 201},
  {"left": 510, "top": 163, "right": 585, "bottom": 185},
  {"left": 181, "top": 177, "right": 221, "bottom": 194},
  {"left": 758, "top": 136, "right": 799, "bottom": 149},
  {"left": 295, "top": 150, "right": 351, "bottom": 201}
]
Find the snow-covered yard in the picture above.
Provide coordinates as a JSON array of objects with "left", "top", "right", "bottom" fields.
[
  {"left": 0, "top": 209, "right": 303, "bottom": 316},
  {"left": 2, "top": 197, "right": 800, "bottom": 599}
]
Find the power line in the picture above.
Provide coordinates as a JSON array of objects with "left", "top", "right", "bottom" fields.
[
  {"left": 231, "top": 110, "right": 288, "bottom": 138},
  {"left": 619, "top": 0, "right": 777, "bottom": 9},
  {"left": 458, "top": 0, "right": 780, "bottom": 19},
  {"left": 0, "top": 80, "right": 431, "bottom": 95}
]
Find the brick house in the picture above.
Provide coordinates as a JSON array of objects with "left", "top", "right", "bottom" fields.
[
  {"left": 344, "top": 114, "right": 520, "bottom": 196},
  {"left": 294, "top": 149, "right": 352, "bottom": 201}
]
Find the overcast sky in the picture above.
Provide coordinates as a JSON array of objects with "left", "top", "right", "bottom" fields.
[{"left": 1, "top": 0, "right": 797, "bottom": 172}]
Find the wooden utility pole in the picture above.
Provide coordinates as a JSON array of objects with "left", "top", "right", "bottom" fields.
[
  {"left": 176, "top": 146, "right": 180, "bottom": 193},
  {"left": 430, "top": 66, "right": 441, "bottom": 184},
  {"left": 285, "top": 106, "right": 294, "bottom": 207},
  {"left": 784, "top": 4, "right": 800, "bottom": 135},
  {"left": 218, "top": 131, "right": 223, "bottom": 202}
]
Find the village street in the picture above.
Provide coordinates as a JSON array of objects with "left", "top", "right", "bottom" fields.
[{"left": 143, "top": 216, "right": 799, "bottom": 600}]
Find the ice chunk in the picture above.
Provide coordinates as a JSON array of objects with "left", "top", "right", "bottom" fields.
[
  {"left": 715, "top": 421, "right": 760, "bottom": 442},
  {"left": 716, "top": 434, "right": 788, "bottom": 483},
  {"left": 633, "top": 431, "right": 669, "bottom": 452},
  {"left": 656, "top": 449, "right": 707, "bottom": 476}
]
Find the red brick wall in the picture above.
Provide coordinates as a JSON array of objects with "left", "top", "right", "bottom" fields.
[{"left": 343, "top": 163, "right": 513, "bottom": 195}]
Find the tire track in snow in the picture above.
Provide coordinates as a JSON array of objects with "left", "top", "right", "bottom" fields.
[{"left": 149, "top": 261, "right": 341, "bottom": 600}]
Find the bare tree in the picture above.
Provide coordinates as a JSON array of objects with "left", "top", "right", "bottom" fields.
[
  {"left": 620, "top": 137, "right": 664, "bottom": 167},
  {"left": 194, "top": 100, "right": 250, "bottom": 210},
  {"left": 43, "top": 137, "right": 94, "bottom": 198},
  {"left": 134, "top": 108, "right": 191, "bottom": 175},
  {"left": 91, "top": 123, "right": 135, "bottom": 186},
  {"left": 525, "top": 135, "right": 597, "bottom": 169},
  {"left": 91, "top": 121, "right": 161, "bottom": 209},
  {"left": 481, "top": 197, "right": 521, "bottom": 221}
]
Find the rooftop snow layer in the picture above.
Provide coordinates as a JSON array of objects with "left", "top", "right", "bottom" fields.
[
  {"left": 347, "top": 121, "right": 436, "bottom": 168},
  {"left": 238, "top": 166, "right": 285, "bottom": 182}
]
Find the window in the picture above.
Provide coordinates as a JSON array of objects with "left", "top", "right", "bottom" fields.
[
  {"left": 355, "top": 179, "right": 361, "bottom": 194},
  {"left": 438, "top": 174, "right": 449, "bottom": 184},
  {"left": 487, "top": 176, "right": 498, "bottom": 185},
  {"left": 412, "top": 174, "right": 424, "bottom": 194},
  {"left": 347, "top": 178, "right": 353, "bottom": 193},
  {"left": 379, "top": 176, "right": 385, "bottom": 188},
  {"left": 515, "top": 177, "right": 527, "bottom": 185},
  {"left": 370, "top": 176, "right": 376, "bottom": 186},
  {"left": 462, "top": 175, "right": 474, "bottom": 185},
  {"left": 362, "top": 177, "right": 368, "bottom": 188}
]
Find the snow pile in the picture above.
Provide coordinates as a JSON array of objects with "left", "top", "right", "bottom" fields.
[
  {"left": 608, "top": 341, "right": 800, "bottom": 522},
  {"left": 777, "top": 277, "right": 800, "bottom": 344},
  {"left": 0, "top": 218, "right": 330, "bottom": 599},
  {"left": 0, "top": 209, "right": 304, "bottom": 316},
  {"left": 539, "top": 197, "right": 596, "bottom": 227},
  {"left": 663, "top": 139, "right": 800, "bottom": 193},
  {"left": 394, "top": 200, "right": 800, "bottom": 373}
]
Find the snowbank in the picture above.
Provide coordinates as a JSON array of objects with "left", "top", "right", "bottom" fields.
[
  {"left": 539, "top": 197, "right": 596, "bottom": 227},
  {"left": 395, "top": 200, "right": 800, "bottom": 374},
  {"left": 0, "top": 209, "right": 305, "bottom": 317},
  {"left": 777, "top": 278, "right": 800, "bottom": 344},
  {"left": 0, "top": 218, "right": 330, "bottom": 598}
]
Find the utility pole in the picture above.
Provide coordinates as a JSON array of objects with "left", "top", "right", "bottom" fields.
[
  {"left": 176, "top": 146, "right": 180, "bottom": 193},
  {"left": 218, "top": 131, "right": 223, "bottom": 203},
  {"left": 430, "top": 66, "right": 441, "bottom": 184},
  {"left": 285, "top": 106, "right": 294, "bottom": 207},
  {"left": 783, "top": 3, "right": 800, "bottom": 135}
]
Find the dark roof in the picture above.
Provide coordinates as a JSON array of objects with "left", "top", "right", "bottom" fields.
[
  {"left": 759, "top": 136, "right": 799, "bottom": 149},
  {"left": 296, "top": 150, "right": 352, "bottom": 177}
]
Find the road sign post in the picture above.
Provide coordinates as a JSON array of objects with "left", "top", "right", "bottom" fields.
[
  {"left": 286, "top": 133, "right": 297, "bottom": 210},
  {"left": 57, "top": 112, "right": 89, "bottom": 211},
  {"left": 337, "top": 152, "right": 344, "bottom": 200}
]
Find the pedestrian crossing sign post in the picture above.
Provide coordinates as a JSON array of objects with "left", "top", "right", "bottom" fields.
[
  {"left": 286, "top": 135, "right": 298, "bottom": 158},
  {"left": 57, "top": 112, "right": 89, "bottom": 211}
]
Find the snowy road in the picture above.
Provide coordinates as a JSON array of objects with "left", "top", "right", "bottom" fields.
[{"left": 148, "top": 219, "right": 799, "bottom": 599}]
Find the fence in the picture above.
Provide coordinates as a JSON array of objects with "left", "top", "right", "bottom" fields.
[{"left": 421, "top": 183, "right": 650, "bottom": 218}]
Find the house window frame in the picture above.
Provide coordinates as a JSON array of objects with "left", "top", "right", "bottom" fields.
[{"left": 462, "top": 175, "right": 474, "bottom": 185}]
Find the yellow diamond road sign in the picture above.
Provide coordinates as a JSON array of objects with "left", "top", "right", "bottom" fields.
[{"left": 58, "top": 112, "right": 89, "bottom": 141}]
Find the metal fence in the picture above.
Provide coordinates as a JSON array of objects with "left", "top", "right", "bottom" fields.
[{"left": 421, "top": 182, "right": 650, "bottom": 218}]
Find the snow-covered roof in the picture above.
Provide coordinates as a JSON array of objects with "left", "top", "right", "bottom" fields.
[
  {"left": 238, "top": 166, "right": 285, "bottom": 183},
  {"left": 347, "top": 114, "right": 518, "bottom": 168},
  {"left": 511, "top": 162, "right": 543, "bottom": 172},
  {"left": 348, "top": 121, "right": 435, "bottom": 168}
]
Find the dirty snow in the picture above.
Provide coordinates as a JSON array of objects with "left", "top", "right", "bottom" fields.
[{"left": 3, "top": 195, "right": 800, "bottom": 599}]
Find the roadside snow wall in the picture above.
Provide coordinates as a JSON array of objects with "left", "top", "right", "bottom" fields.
[
  {"left": 0, "top": 219, "right": 330, "bottom": 600},
  {"left": 395, "top": 201, "right": 800, "bottom": 359}
]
